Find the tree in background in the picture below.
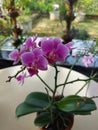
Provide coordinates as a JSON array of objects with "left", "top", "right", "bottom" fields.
[{"left": 62, "top": 0, "right": 78, "bottom": 44}]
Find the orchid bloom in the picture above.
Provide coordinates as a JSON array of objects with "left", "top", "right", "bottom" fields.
[
  {"left": 9, "top": 36, "right": 72, "bottom": 80},
  {"left": 41, "top": 37, "right": 69, "bottom": 64},
  {"left": 9, "top": 50, "right": 20, "bottom": 65},
  {"left": 9, "top": 45, "right": 26, "bottom": 65},
  {"left": 25, "top": 35, "right": 37, "bottom": 50},
  {"left": 65, "top": 42, "right": 75, "bottom": 51},
  {"left": 16, "top": 72, "right": 26, "bottom": 85},
  {"left": 82, "top": 54, "right": 94, "bottom": 67},
  {"left": 21, "top": 48, "right": 48, "bottom": 76}
]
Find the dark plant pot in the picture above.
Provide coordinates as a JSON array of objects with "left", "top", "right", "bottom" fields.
[
  {"left": 39, "top": 95, "right": 74, "bottom": 130},
  {"left": 40, "top": 113, "right": 74, "bottom": 130}
]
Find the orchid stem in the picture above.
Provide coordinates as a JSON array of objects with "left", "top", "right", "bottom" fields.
[
  {"left": 52, "top": 64, "right": 59, "bottom": 100},
  {"left": 85, "top": 60, "right": 96, "bottom": 96},
  {"left": 37, "top": 74, "right": 54, "bottom": 93},
  {"left": 61, "top": 57, "right": 79, "bottom": 95},
  {"left": 6, "top": 66, "right": 26, "bottom": 82},
  {"left": 75, "top": 81, "right": 89, "bottom": 95}
]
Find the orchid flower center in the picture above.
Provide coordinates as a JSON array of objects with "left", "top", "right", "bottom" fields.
[{"left": 48, "top": 51, "right": 56, "bottom": 61}]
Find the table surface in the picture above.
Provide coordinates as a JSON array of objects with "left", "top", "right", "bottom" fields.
[{"left": 0, "top": 65, "right": 98, "bottom": 130}]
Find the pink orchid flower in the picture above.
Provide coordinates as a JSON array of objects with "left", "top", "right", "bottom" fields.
[
  {"left": 9, "top": 45, "right": 26, "bottom": 65},
  {"left": 82, "top": 55, "right": 94, "bottom": 67},
  {"left": 25, "top": 35, "right": 37, "bottom": 50},
  {"left": 9, "top": 50, "right": 20, "bottom": 65},
  {"left": 16, "top": 72, "right": 26, "bottom": 85},
  {"left": 21, "top": 48, "right": 48, "bottom": 76},
  {"left": 66, "top": 42, "right": 76, "bottom": 51},
  {"left": 41, "top": 37, "right": 69, "bottom": 64}
]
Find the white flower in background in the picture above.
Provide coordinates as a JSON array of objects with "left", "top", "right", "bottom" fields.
[{"left": 52, "top": 4, "right": 59, "bottom": 11}]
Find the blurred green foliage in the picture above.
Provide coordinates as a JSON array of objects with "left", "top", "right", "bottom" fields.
[
  {"left": 75, "top": 0, "right": 98, "bottom": 15},
  {"left": 2, "top": 0, "right": 98, "bottom": 15}
]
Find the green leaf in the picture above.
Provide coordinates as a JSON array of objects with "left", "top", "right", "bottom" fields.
[
  {"left": 16, "top": 102, "right": 43, "bottom": 118},
  {"left": 16, "top": 92, "right": 52, "bottom": 118},
  {"left": 25, "top": 92, "right": 51, "bottom": 108},
  {"left": 56, "top": 95, "right": 97, "bottom": 115},
  {"left": 34, "top": 111, "right": 52, "bottom": 127},
  {"left": 75, "top": 98, "right": 97, "bottom": 111},
  {"left": 56, "top": 95, "right": 84, "bottom": 112},
  {"left": 74, "top": 111, "right": 91, "bottom": 115}
]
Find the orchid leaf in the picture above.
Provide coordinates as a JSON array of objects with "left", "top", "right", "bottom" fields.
[
  {"left": 34, "top": 111, "right": 52, "bottom": 127},
  {"left": 16, "top": 92, "right": 51, "bottom": 118},
  {"left": 74, "top": 111, "right": 91, "bottom": 115},
  {"left": 16, "top": 102, "right": 43, "bottom": 118},
  {"left": 25, "top": 92, "right": 51, "bottom": 108},
  {"left": 56, "top": 95, "right": 96, "bottom": 115}
]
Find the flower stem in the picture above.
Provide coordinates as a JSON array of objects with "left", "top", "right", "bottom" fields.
[
  {"left": 75, "top": 81, "right": 89, "bottom": 95},
  {"left": 75, "top": 72, "right": 98, "bottom": 95},
  {"left": 52, "top": 64, "right": 59, "bottom": 99},
  {"left": 61, "top": 57, "right": 79, "bottom": 95},
  {"left": 6, "top": 66, "right": 26, "bottom": 82},
  {"left": 37, "top": 74, "right": 54, "bottom": 93},
  {"left": 57, "top": 76, "right": 96, "bottom": 87},
  {"left": 85, "top": 59, "right": 96, "bottom": 96}
]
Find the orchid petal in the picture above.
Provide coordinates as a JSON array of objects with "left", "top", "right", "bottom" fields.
[
  {"left": 33, "top": 48, "right": 43, "bottom": 57},
  {"left": 28, "top": 68, "right": 38, "bottom": 76},
  {"left": 9, "top": 50, "right": 19, "bottom": 60},
  {"left": 25, "top": 37, "right": 36, "bottom": 49},
  {"left": 21, "top": 52, "right": 34, "bottom": 67},
  {"left": 56, "top": 45, "right": 69, "bottom": 61},
  {"left": 9, "top": 50, "right": 20, "bottom": 64},
  {"left": 82, "top": 55, "right": 94, "bottom": 67},
  {"left": 20, "top": 45, "right": 26, "bottom": 54},
  {"left": 37, "top": 56, "right": 48, "bottom": 70},
  {"left": 53, "top": 38, "right": 62, "bottom": 48},
  {"left": 41, "top": 39, "right": 54, "bottom": 54},
  {"left": 16, "top": 72, "right": 26, "bottom": 85},
  {"left": 65, "top": 42, "right": 75, "bottom": 51}
]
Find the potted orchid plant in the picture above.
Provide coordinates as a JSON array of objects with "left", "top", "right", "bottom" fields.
[{"left": 7, "top": 35, "right": 98, "bottom": 130}]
